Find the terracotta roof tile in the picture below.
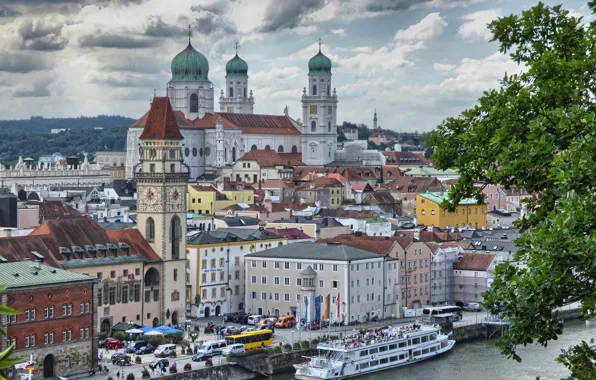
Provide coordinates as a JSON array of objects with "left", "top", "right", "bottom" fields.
[
  {"left": 217, "top": 113, "right": 301, "bottom": 135},
  {"left": 350, "top": 182, "right": 373, "bottom": 192},
  {"left": 317, "top": 235, "right": 396, "bottom": 255},
  {"left": 383, "top": 176, "right": 445, "bottom": 193},
  {"left": 22, "top": 200, "right": 81, "bottom": 219},
  {"left": 265, "top": 228, "right": 311, "bottom": 240},
  {"left": 362, "top": 191, "right": 396, "bottom": 205},
  {"left": 454, "top": 252, "right": 495, "bottom": 271},
  {"left": 261, "top": 179, "right": 296, "bottom": 189},
  {"left": 318, "top": 209, "right": 376, "bottom": 218},
  {"left": 382, "top": 151, "right": 431, "bottom": 166},
  {"left": 139, "top": 97, "right": 183, "bottom": 140},
  {"left": 237, "top": 150, "right": 293, "bottom": 167},
  {"left": 295, "top": 167, "right": 403, "bottom": 182}
]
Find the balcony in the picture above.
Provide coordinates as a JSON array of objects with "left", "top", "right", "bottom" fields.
[{"left": 135, "top": 172, "right": 189, "bottom": 179}]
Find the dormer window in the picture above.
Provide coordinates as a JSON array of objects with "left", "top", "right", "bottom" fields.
[
  {"left": 118, "top": 242, "right": 130, "bottom": 256},
  {"left": 71, "top": 246, "right": 84, "bottom": 258},
  {"left": 96, "top": 244, "right": 108, "bottom": 257},
  {"left": 107, "top": 244, "right": 118, "bottom": 256},
  {"left": 85, "top": 245, "right": 97, "bottom": 258}
]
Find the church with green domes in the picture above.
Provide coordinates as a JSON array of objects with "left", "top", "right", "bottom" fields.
[{"left": 125, "top": 36, "right": 339, "bottom": 180}]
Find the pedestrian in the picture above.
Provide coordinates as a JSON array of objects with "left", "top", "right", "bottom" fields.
[{"left": 116, "top": 371, "right": 120, "bottom": 379}]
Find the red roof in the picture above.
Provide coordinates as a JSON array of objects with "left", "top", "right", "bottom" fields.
[
  {"left": 362, "top": 191, "right": 396, "bottom": 205},
  {"left": 426, "top": 241, "right": 471, "bottom": 252},
  {"left": 454, "top": 252, "right": 495, "bottom": 271},
  {"left": 384, "top": 176, "right": 444, "bottom": 193},
  {"left": 295, "top": 167, "right": 403, "bottom": 182},
  {"left": 139, "top": 97, "right": 183, "bottom": 140},
  {"left": 265, "top": 228, "right": 311, "bottom": 240},
  {"left": 394, "top": 230, "right": 462, "bottom": 242},
  {"left": 350, "top": 182, "right": 373, "bottom": 192},
  {"left": 22, "top": 201, "right": 80, "bottom": 219},
  {"left": 217, "top": 113, "right": 301, "bottom": 135},
  {"left": 0, "top": 217, "right": 161, "bottom": 267},
  {"left": 260, "top": 179, "right": 296, "bottom": 189},
  {"left": 382, "top": 151, "right": 431, "bottom": 166},
  {"left": 237, "top": 150, "right": 299, "bottom": 167},
  {"left": 318, "top": 235, "right": 396, "bottom": 255}
]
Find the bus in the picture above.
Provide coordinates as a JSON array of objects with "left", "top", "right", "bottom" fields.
[
  {"left": 224, "top": 329, "right": 273, "bottom": 349},
  {"left": 422, "top": 306, "right": 463, "bottom": 322}
]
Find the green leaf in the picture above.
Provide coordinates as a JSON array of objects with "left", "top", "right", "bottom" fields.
[{"left": 0, "top": 306, "right": 20, "bottom": 316}]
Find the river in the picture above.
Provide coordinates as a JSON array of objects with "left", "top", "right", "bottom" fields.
[{"left": 269, "top": 320, "right": 596, "bottom": 380}]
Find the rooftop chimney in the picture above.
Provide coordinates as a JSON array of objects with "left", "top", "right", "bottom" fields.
[{"left": 35, "top": 260, "right": 41, "bottom": 270}]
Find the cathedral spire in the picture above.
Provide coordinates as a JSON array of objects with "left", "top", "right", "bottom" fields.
[
  {"left": 318, "top": 37, "right": 321, "bottom": 53},
  {"left": 235, "top": 41, "right": 238, "bottom": 55},
  {"left": 188, "top": 24, "right": 192, "bottom": 45}
]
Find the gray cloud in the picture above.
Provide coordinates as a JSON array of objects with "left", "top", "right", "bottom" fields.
[
  {"left": 79, "top": 33, "right": 158, "bottom": 49},
  {"left": 13, "top": 78, "right": 53, "bottom": 98},
  {"left": 364, "top": 0, "right": 432, "bottom": 12},
  {"left": 0, "top": 5, "right": 21, "bottom": 18},
  {"left": 190, "top": 0, "right": 229, "bottom": 16},
  {"left": 98, "top": 56, "right": 166, "bottom": 74},
  {"left": 19, "top": 19, "right": 69, "bottom": 51},
  {"left": 259, "top": 0, "right": 325, "bottom": 33},
  {"left": 0, "top": 53, "right": 51, "bottom": 73},
  {"left": 144, "top": 16, "right": 187, "bottom": 38}
]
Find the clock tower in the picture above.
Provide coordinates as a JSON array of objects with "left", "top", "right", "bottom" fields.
[
  {"left": 301, "top": 39, "right": 338, "bottom": 166},
  {"left": 134, "top": 97, "right": 188, "bottom": 326}
]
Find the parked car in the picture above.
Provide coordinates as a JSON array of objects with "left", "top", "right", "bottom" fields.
[
  {"left": 125, "top": 340, "right": 148, "bottom": 353},
  {"left": 275, "top": 315, "right": 295, "bottom": 328},
  {"left": 136, "top": 344, "right": 155, "bottom": 355},
  {"left": 463, "top": 302, "right": 483, "bottom": 312},
  {"left": 102, "top": 338, "right": 121, "bottom": 349},
  {"left": 110, "top": 353, "right": 131, "bottom": 365},
  {"left": 222, "top": 344, "right": 245, "bottom": 357},
  {"left": 305, "top": 322, "right": 321, "bottom": 331},
  {"left": 247, "top": 315, "right": 261, "bottom": 325},
  {"left": 149, "top": 358, "right": 169, "bottom": 370}
]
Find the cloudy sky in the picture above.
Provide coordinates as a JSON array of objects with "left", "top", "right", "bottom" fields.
[{"left": 0, "top": 0, "right": 591, "bottom": 131}]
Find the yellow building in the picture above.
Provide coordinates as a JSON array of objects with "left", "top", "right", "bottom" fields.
[
  {"left": 186, "top": 182, "right": 255, "bottom": 214},
  {"left": 416, "top": 192, "right": 486, "bottom": 229}
]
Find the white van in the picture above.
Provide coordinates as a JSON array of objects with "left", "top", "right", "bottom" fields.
[
  {"left": 222, "top": 343, "right": 245, "bottom": 356},
  {"left": 247, "top": 315, "right": 261, "bottom": 325},
  {"left": 153, "top": 344, "right": 176, "bottom": 357},
  {"left": 198, "top": 340, "right": 227, "bottom": 355}
]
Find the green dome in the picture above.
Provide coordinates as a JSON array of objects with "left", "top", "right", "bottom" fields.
[
  {"left": 308, "top": 51, "right": 332, "bottom": 75},
  {"left": 226, "top": 54, "right": 248, "bottom": 77},
  {"left": 170, "top": 42, "right": 210, "bottom": 82}
]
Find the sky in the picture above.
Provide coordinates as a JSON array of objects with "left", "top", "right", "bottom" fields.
[{"left": 0, "top": 0, "right": 592, "bottom": 132}]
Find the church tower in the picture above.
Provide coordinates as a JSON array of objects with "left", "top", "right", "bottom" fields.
[
  {"left": 166, "top": 26, "right": 214, "bottom": 119},
  {"left": 219, "top": 43, "right": 254, "bottom": 114},
  {"left": 373, "top": 109, "right": 378, "bottom": 130},
  {"left": 135, "top": 97, "right": 188, "bottom": 326},
  {"left": 301, "top": 39, "right": 338, "bottom": 166}
]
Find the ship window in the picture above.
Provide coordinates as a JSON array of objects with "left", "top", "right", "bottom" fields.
[
  {"left": 430, "top": 334, "right": 437, "bottom": 340},
  {"left": 369, "top": 348, "right": 378, "bottom": 354},
  {"left": 400, "top": 354, "right": 406, "bottom": 360},
  {"left": 430, "top": 346, "right": 437, "bottom": 352},
  {"left": 421, "top": 335, "right": 428, "bottom": 343},
  {"left": 388, "top": 344, "right": 397, "bottom": 350},
  {"left": 359, "top": 350, "right": 368, "bottom": 357},
  {"left": 369, "top": 360, "right": 379, "bottom": 367},
  {"left": 422, "top": 348, "right": 429, "bottom": 355},
  {"left": 390, "top": 356, "right": 399, "bottom": 362},
  {"left": 380, "top": 358, "right": 388, "bottom": 364},
  {"left": 412, "top": 337, "right": 420, "bottom": 345},
  {"left": 398, "top": 341, "right": 407, "bottom": 348},
  {"left": 379, "top": 345, "right": 388, "bottom": 352},
  {"left": 355, "top": 365, "right": 359, "bottom": 370},
  {"left": 360, "top": 362, "right": 369, "bottom": 369},
  {"left": 413, "top": 350, "right": 420, "bottom": 357}
]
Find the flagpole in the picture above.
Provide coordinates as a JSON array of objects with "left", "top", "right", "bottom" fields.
[{"left": 28, "top": 353, "right": 33, "bottom": 380}]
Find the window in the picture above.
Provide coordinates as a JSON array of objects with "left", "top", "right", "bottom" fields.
[
  {"left": 328, "top": 121, "right": 331, "bottom": 132},
  {"left": 332, "top": 264, "right": 338, "bottom": 272},
  {"left": 234, "top": 285, "right": 240, "bottom": 296},
  {"left": 63, "top": 330, "right": 67, "bottom": 342},
  {"left": 211, "top": 288, "right": 216, "bottom": 298},
  {"left": 80, "top": 302, "right": 84, "bottom": 314},
  {"left": 80, "top": 328, "right": 84, "bottom": 339},
  {"left": 313, "top": 85, "right": 317, "bottom": 95},
  {"left": 284, "top": 262, "right": 290, "bottom": 270},
  {"left": 296, "top": 278, "right": 302, "bottom": 286},
  {"left": 421, "top": 210, "right": 425, "bottom": 215},
  {"left": 284, "top": 293, "right": 290, "bottom": 302},
  {"left": 219, "top": 258, "right": 225, "bottom": 267},
  {"left": 252, "top": 292, "right": 257, "bottom": 300},
  {"left": 50, "top": 306, "right": 54, "bottom": 318},
  {"left": 25, "top": 309, "right": 29, "bottom": 321},
  {"left": 85, "top": 327, "right": 89, "bottom": 338},
  {"left": 109, "top": 288, "right": 115, "bottom": 305},
  {"left": 311, "top": 121, "right": 316, "bottom": 132},
  {"left": 220, "top": 287, "right": 225, "bottom": 298},
  {"left": 44, "top": 307, "right": 48, "bottom": 319},
  {"left": 251, "top": 261, "right": 257, "bottom": 268},
  {"left": 210, "top": 272, "right": 215, "bottom": 282},
  {"left": 274, "top": 277, "right": 280, "bottom": 285},
  {"left": 190, "top": 93, "right": 199, "bottom": 113},
  {"left": 173, "top": 269, "right": 178, "bottom": 281},
  {"left": 122, "top": 286, "right": 129, "bottom": 303},
  {"left": 44, "top": 333, "right": 49, "bottom": 345},
  {"left": 201, "top": 273, "right": 207, "bottom": 284},
  {"left": 261, "top": 276, "right": 267, "bottom": 284},
  {"left": 319, "top": 280, "right": 324, "bottom": 288},
  {"left": 31, "top": 335, "right": 35, "bottom": 347},
  {"left": 25, "top": 336, "right": 29, "bottom": 348},
  {"left": 235, "top": 257, "right": 240, "bottom": 266},
  {"left": 262, "top": 261, "right": 267, "bottom": 268},
  {"left": 110, "top": 271, "right": 116, "bottom": 278},
  {"left": 284, "top": 277, "right": 290, "bottom": 285},
  {"left": 229, "top": 87, "right": 234, "bottom": 97},
  {"left": 235, "top": 270, "right": 240, "bottom": 280},
  {"left": 274, "top": 262, "right": 280, "bottom": 269},
  {"left": 153, "top": 290, "right": 159, "bottom": 302},
  {"left": 251, "top": 276, "right": 257, "bottom": 284},
  {"left": 202, "top": 289, "right": 207, "bottom": 300},
  {"left": 261, "top": 292, "right": 267, "bottom": 300},
  {"left": 332, "top": 280, "right": 338, "bottom": 288},
  {"left": 134, "top": 285, "right": 140, "bottom": 302},
  {"left": 62, "top": 304, "right": 67, "bottom": 316}
]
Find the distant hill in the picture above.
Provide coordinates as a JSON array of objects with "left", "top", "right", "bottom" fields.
[{"left": 0, "top": 115, "right": 136, "bottom": 133}]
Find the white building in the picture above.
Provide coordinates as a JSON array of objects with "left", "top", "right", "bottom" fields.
[
  {"left": 186, "top": 228, "right": 288, "bottom": 318},
  {"left": 245, "top": 242, "right": 401, "bottom": 324},
  {"left": 126, "top": 37, "right": 339, "bottom": 180},
  {"left": 335, "top": 217, "right": 393, "bottom": 237}
]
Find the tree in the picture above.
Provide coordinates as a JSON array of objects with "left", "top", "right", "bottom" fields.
[
  {"left": 429, "top": 2, "right": 596, "bottom": 378},
  {"left": 0, "top": 285, "right": 23, "bottom": 380}
]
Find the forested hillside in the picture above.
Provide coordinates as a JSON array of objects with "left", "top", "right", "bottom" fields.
[{"left": 0, "top": 115, "right": 135, "bottom": 133}]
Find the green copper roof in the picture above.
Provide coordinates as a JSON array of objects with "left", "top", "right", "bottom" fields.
[
  {"left": 308, "top": 51, "right": 332, "bottom": 75},
  {"left": 170, "top": 42, "right": 210, "bottom": 82},
  {"left": 418, "top": 192, "right": 479, "bottom": 206},
  {"left": 1, "top": 262, "right": 95, "bottom": 289},
  {"left": 226, "top": 54, "right": 248, "bottom": 77}
]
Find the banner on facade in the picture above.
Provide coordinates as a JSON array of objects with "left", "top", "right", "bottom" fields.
[
  {"left": 314, "top": 295, "right": 321, "bottom": 321},
  {"left": 296, "top": 298, "right": 301, "bottom": 329},
  {"left": 304, "top": 296, "right": 310, "bottom": 323},
  {"left": 323, "top": 294, "right": 330, "bottom": 319}
]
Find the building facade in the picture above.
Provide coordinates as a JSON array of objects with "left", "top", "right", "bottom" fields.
[
  {"left": 245, "top": 242, "right": 400, "bottom": 324},
  {"left": 1, "top": 262, "right": 97, "bottom": 380},
  {"left": 416, "top": 192, "right": 487, "bottom": 229},
  {"left": 452, "top": 253, "right": 496, "bottom": 305},
  {"left": 430, "top": 247, "right": 460, "bottom": 306}
]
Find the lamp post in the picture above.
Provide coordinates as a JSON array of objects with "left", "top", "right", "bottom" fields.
[{"left": 291, "top": 331, "right": 295, "bottom": 346}]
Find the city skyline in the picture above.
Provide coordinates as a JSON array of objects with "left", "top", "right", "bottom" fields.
[{"left": 0, "top": 0, "right": 590, "bottom": 131}]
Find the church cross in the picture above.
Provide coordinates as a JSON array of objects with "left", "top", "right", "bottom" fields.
[{"left": 188, "top": 25, "right": 192, "bottom": 44}]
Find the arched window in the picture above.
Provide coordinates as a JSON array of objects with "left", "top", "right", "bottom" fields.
[
  {"left": 311, "top": 121, "right": 316, "bottom": 132},
  {"left": 328, "top": 121, "right": 331, "bottom": 132},
  {"left": 146, "top": 218, "right": 155, "bottom": 242},
  {"left": 229, "top": 87, "right": 234, "bottom": 97},
  {"left": 170, "top": 216, "right": 181, "bottom": 260},
  {"left": 313, "top": 85, "right": 317, "bottom": 95},
  {"left": 277, "top": 145, "right": 284, "bottom": 153},
  {"left": 190, "top": 94, "right": 199, "bottom": 113},
  {"left": 251, "top": 145, "right": 257, "bottom": 151},
  {"left": 232, "top": 147, "right": 236, "bottom": 161},
  {"left": 291, "top": 145, "right": 298, "bottom": 153},
  {"left": 327, "top": 85, "right": 330, "bottom": 95},
  {"left": 265, "top": 145, "right": 271, "bottom": 150}
]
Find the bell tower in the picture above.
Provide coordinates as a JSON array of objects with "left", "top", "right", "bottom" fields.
[{"left": 134, "top": 97, "right": 188, "bottom": 326}]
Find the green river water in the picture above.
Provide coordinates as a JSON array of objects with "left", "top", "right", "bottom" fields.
[{"left": 270, "top": 320, "right": 596, "bottom": 380}]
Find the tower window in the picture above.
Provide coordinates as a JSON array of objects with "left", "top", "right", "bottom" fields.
[
  {"left": 150, "top": 163, "right": 156, "bottom": 173},
  {"left": 146, "top": 217, "right": 155, "bottom": 242},
  {"left": 265, "top": 145, "right": 271, "bottom": 150},
  {"left": 311, "top": 121, "right": 316, "bottom": 132},
  {"left": 277, "top": 145, "right": 284, "bottom": 153},
  {"left": 170, "top": 216, "right": 181, "bottom": 260},
  {"left": 229, "top": 87, "right": 234, "bottom": 97},
  {"left": 251, "top": 145, "right": 257, "bottom": 151},
  {"left": 291, "top": 145, "right": 298, "bottom": 153},
  {"left": 244, "top": 88, "right": 247, "bottom": 98},
  {"left": 190, "top": 93, "right": 199, "bottom": 113},
  {"left": 328, "top": 121, "right": 331, "bottom": 132},
  {"left": 313, "top": 85, "right": 317, "bottom": 95},
  {"left": 327, "top": 85, "right": 330, "bottom": 95}
]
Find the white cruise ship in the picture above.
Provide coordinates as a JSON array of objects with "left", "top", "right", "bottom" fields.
[{"left": 293, "top": 324, "right": 455, "bottom": 380}]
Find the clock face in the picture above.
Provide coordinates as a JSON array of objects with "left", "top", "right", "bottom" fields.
[
  {"left": 310, "top": 105, "right": 317, "bottom": 115},
  {"left": 168, "top": 187, "right": 184, "bottom": 208},
  {"left": 144, "top": 187, "right": 157, "bottom": 205}
]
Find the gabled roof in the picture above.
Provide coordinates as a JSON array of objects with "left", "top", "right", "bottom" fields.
[
  {"left": 214, "top": 215, "right": 261, "bottom": 227},
  {"left": 248, "top": 242, "right": 381, "bottom": 261},
  {"left": 260, "top": 179, "right": 297, "bottom": 189},
  {"left": 317, "top": 235, "right": 395, "bottom": 255},
  {"left": 222, "top": 203, "right": 268, "bottom": 213},
  {"left": 454, "top": 252, "right": 495, "bottom": 271},
  {"left": 350, "top": 182, "right": 374, "bottom": 192},
  {"left": 192, "top": 113, "right": 301, "bottom": 135},
  {"left": 300, "top": 265, "right": 317, "bottom": 276},
  {"left": 0, "top": 217, "right": 161, "bottom": 267},
  {"left": 382, "top": 151, "right": 431, "bottom": 166},
  {"left": 384, "top": 176, "right": 444, "bottom": 193},
  {"left": 318, "top": 209, "right": 376, "bottom": 219},
  {"left": 139, "top": 97, "right": 183, "bottom": 140},
  {"left": 418, "top": 192, "right": 479, "bottom": 205},
  {"left": 187, "top": 228, "right": 283, "bottom": 245},
  {"left": 0, "top": 262, "right": 95, "bottom": 289},
  {"left": 295, "top": 167, "right": 403, "bottom": 182},
  {"left": 22, "top": 200, "right": 81, "bottom": 220},
  {"left": 394, "top": 230, "right": 462, "bottom": 242},
  {"left": 362, "top": 191, "right": 396, "bottom": 205},
  {"left": 296, "top": 177, "right": 343, "bottom": 190},
  {"left": 131, "top": 109, "right": 194, "bottom": 130},
  {"left": 265, "top": 228, "right": 311, "bottom": 240},
  {"left": 237, "top": 150, "right": 294, "bottom": 167}
]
